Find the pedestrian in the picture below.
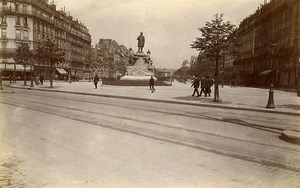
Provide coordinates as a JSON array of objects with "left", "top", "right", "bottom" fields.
[
  {"left": 205, "top": 76, "right": 213, "bottom": 97},
  {"left": 199, "top": 77, "right": 206, "bottom": 96},
  {"left": 149, "top": 75, "right": 155, "bottom": 92},
  {"left": 39, "top": 74, "right": 44, "bottom": 85},
  {"left": 9, "top": 75, "right": 12, "bottom": 84},
  {"left": 191, "top": 75, "right": 200, "bottom": 97},
  {"left": 94, "top": 74, "right": 99, "bottom": 89}
]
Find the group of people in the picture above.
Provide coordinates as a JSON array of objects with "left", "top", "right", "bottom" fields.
[
  {"left": 33, "top": 74, "right": 45, "bottom": 85},
  {"left": 191, "top": 76, "right": 213, "bottom": 97},
  {"left": 9, "top": 74, "right": 44, "bottom": 85}
]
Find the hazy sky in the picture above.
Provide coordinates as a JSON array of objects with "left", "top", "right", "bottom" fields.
[{"left": 55, "top": 0, "right": 263, "bottom": 69}]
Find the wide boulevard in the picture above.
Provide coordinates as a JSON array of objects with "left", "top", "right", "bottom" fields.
[{"left": 0, "top": 86, "right": 300, "bottom": 188}]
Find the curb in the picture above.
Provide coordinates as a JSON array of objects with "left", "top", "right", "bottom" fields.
[{"left": 9, "top": 85, "right": 300, "bottom": 116}]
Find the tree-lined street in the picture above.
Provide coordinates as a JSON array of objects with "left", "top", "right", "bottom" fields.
[{"left": 0, "top": 87, "right": 300, "bottom": 187}]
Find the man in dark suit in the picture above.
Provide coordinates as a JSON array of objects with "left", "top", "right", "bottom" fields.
[
  {"left": 149, "top": 75, "right": 155, "bottom": 92},
  {"left": 94, "top": 74, "right": 99, "bottom": 89},
  {"left": 191, "top": 76, "right": 200, "bottom": 97},
  {"left": 137, "top": 32, "right": 145, "bottom": 53}
]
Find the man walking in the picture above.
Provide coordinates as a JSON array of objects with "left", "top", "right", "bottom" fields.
[
  {"left": 199, "top": 77, "right": 206, "bottom": 96},
  {"left": 94, "top": 74, "right": 99, "bottom": 89},
  {"left": 149, "top": 75, "right": 155, "bottom": 93},
  {"left": 39, "top": 74, "right": 44, "bottom": 85},
  {"left": 191, "top": 76, "right": 200, "bottom": 97}
]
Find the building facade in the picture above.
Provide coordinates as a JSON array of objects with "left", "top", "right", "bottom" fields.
[
  {"left": 95, "top": 39, "right": 131, "bottom": 79},
  {"left": 0, "top": 0, "right": 91, "bottom": 80},
  {"left": 234, "top": 0, "right": 300, "bottom": 88}
]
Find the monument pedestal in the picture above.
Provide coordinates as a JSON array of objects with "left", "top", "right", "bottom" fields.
[{"left": 120, "top": 52, "right": 157, "bottom": 82}]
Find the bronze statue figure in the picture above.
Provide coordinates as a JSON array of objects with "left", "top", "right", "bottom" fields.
[{"left": 137, "top": 32, "right": 145, "bottom": 53}]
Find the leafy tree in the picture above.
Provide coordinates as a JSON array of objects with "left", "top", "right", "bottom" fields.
[
  {"left": 14, "top": 43, "right": 33, "bottom": 86},
  {"left": 174, "top": 60, "right": 191, "bottom": 83},
  {"left": 97, "top": 57, "right": 109, "bottom": 78},
  {"left": 84, "top": 47, "right": 96, "bottom": 81},
  {"left": 115, "top": 60, "right": 127, "bottom": 77},
  {"left": 37, "top": 38, "right": 65, "bottom": 88},
  {"left": 191, "top": 14, "right": 237, "bottom": 102},
  {"left": 190, "top": 53, "right": 215, "bottom": 78}
]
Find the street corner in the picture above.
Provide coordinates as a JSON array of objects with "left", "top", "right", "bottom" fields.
[{"left": 280, "top": 130, "right": 300, "bottom": 145}]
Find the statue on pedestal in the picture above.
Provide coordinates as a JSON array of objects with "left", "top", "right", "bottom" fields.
[
  {"left": 137, "top": 32, "right": 145, "bottom": 53},
  {"left": 120, "top": 32, "right": 156, "bottom": 81}
]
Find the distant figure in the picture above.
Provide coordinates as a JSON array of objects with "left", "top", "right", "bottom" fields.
[
  {"left": 94, "top": 74, "right": 99, "bottom": 89},
  {"left": 191, "top": 76, "right": 200, "bottom": 97},
  {"left": 9, "top": 75, "right": 12, "bottom": 84},
  {"left": 149, "top": 75, "right": 155, "bottom": 92},
  {"left": 39, "top": 74, "right": 44, "bottom": 85},
  {"left": 199, "top": 77, "right": 206, "bottom": 96},
  {"left": 137, "top": 32, "right": 145, "bottom": 53}
]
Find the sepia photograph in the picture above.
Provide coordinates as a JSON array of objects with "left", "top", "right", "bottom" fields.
[{"left": 0, "top": 0, "right": 300, "bottom": 187}]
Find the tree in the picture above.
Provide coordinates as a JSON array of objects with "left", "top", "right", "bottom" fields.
[
  {"left": 191, "top": 14, "right": 237, "bottom": 102},
  {"left": 37, "top": 38, "right": 65, "bottom": 88},
  {"left": 14, "top": 43, "right": 33, "bottom": 86},
  {"left": 115, "top": 60, "right": 127, "bottom": 78},
  {"left": 174, "top": 60, "right": 191, "bottom": 83},
  {"left": 84, "top": 47, "right": 96, "bottom": 81}
]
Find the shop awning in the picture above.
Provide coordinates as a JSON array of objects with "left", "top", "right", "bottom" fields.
[
  {"left": 259, "top": 70, "right": 272, "bottom": 75},
  {"left": 56, "top": 68, "right": 68, "bottom": 75}
]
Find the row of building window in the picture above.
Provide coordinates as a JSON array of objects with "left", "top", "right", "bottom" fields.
[
  {"left": 0, "top": 16, "right": 28, "bottom": 26},
  {"left": 0, "top": 2, "right": 28, "bottom": 14},
  {"left": 0, "top": 28, "right": 28, "bottom": 39}
]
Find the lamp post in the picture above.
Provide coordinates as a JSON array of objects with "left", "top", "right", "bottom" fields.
[
  {"left": 266, "top": 82, "right": 275, "bottom": 108},
  {"left": 266, "top": 43, "right": 278, "bottom": 109}
]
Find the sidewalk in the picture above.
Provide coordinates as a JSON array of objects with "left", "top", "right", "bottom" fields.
[{"left": 6, "top": 80, "right": 300, "bottom": 115}]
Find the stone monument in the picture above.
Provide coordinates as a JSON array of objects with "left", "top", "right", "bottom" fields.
[{"left": 120, "top": 33, "right": 157, "bottom": 81}]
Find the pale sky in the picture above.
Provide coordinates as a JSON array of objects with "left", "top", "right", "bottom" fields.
[{"left": 55, "top": 0, "right": 263, "bottom": 69}]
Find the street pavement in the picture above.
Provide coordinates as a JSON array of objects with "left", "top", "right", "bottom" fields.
[
  {"left": 1, "top": 87, "right": 300, "bottom": 187},
  {"left": 5, "top": 79, "right": 300, "bottom": 115}
]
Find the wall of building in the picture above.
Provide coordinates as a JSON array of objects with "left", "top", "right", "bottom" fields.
[
  {"left": 234, "top": 0, "right": 300, "bottom": 88},
  {"left": 95, "top": 39, "right": 131, "bottom": 79},
  {"left": 0, "top": 0, "right": 91, "bottom": 80}
]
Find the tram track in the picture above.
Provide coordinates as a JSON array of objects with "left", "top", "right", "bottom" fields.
[
  {"left": 1, "top": 91, "right": 300, "bottom": 172},
  {"left": 4, "top": 90, "right": 299, "bottom": 132}
]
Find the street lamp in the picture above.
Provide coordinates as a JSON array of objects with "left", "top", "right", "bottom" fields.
[
  {"left": 266, "top": 82, "right": 275, "bottom": 108},
  {"left": 266, "top": 43, "right": 278, "bottom": 109}
]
